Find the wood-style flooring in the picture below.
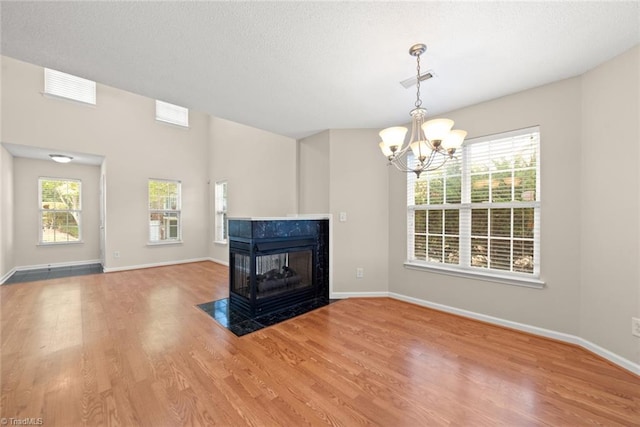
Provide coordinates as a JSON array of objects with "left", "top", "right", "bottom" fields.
[{"left": 1, "top": 261, "right": 638, "bottom": 426}]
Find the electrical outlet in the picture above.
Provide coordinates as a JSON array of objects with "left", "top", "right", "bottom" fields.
[
  {"left": 632, "top": 317, "right": 640, "bottom": 338},
  {"left": 113, "top": 251, "right": 120, "bottom": 258},
  {"left": 356, "top": 268, "right": 364, "bottom": 279}
]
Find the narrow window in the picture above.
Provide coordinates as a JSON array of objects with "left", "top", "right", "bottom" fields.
[
  {"left": 215, "top": 181, "right": 228, "bottom": 243},
  {"left": 44, "top": 68, "right": 96, "bottom": 105},
  {"left": 39, "top": 178, "right": 82, "bottom": 244},
  {"left": 149, "top": 179, "right": 182, "bottom": 243}
]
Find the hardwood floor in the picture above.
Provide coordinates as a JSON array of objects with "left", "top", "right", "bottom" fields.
[{"left": 1, "top": 261, "right": 638, "bottom": 426}]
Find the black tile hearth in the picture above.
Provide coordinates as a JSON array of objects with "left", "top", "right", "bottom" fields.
[
  {"left": 3, "top": 263, "right": 103, "bottom": 284},
  {"left": 197, "top": 297, "right": 334, "bottom": 337}
]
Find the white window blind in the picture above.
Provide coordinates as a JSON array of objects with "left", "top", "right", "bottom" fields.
[
  {"left": 408, "top": 127, "right": 541, "bottom": 279},
  {"left": 155, "top": 100, "right": 189, "bottom": 127},
  {"left": 44, "top": 68, "right": 96, "bottom": 105},
  {"left": 214, "top": 181, "right": 228, "bottom": 243},
  {"left": 149, "top": 179, "right": 182, "bottom": 243}
]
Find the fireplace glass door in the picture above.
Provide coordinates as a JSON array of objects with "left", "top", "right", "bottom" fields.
[{"left": 231, "top": 249, "right": 313, "bottom": 300}]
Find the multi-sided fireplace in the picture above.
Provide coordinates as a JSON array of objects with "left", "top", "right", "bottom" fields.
[{"left": 228, "top": 218, "right": 329, "bottom": 317}]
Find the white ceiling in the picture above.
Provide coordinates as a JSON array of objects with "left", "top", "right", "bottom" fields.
[
  {"left": 1, "top": 142, "right": 104, "bottom": 166},
  {"left": 1, "top": 1, "right": 639, "bottom": 139}
]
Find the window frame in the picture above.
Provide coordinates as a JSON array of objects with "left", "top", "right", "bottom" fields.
[
  {"left": 148, "top": 179, "right": 182, "bottom": 245},
  {"left": 406, "top": 126, "right": 543, "bottom": 288},
  {"left": 38, "top": 177, "right": 83, "bottom": 245},
  {"left": 214, "top": 180, "right": 228, "bottom": 244}
]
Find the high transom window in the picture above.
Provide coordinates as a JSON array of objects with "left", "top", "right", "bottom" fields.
[
  {"left": 44, "top": 68, "right": 96, "bottom": 105},
  {"left": 155, "top": 100, "right": 189, "bottom": 127},
  {"left": 407, "top": 127, "right": 540, "bottom": 281}
]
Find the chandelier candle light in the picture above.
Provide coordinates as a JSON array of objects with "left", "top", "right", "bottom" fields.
[{"left": 379, "top": 44, "right": 467, "bottom": 178}]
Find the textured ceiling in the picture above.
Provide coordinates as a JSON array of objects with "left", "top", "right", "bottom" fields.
[{"left": 1, "top": 1, "right": 639, "bottom": 139}]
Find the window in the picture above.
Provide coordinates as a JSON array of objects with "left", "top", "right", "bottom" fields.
[
  {"left": 39, "top": 178, "right": 82, "bottom": 244},
  {"left": 214, "top": 181, "right": 228, "bottom": 243},
  {"left": 407, "top": 127, "right": 540, "bottom": 281},
  {"left": 149, "top": 179, "right": 182, "bottom": 243},
  {"left": 155, "top": 100, "right": 189, "bottom": 127},
  {"left": 44, "top": 68, "right": 96, "bottom": 105}
]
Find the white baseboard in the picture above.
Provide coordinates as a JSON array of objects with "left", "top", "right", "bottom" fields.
[
  {"left": 1, "top": 259, "right": 102, "bottom": 285},
  {"left": 0, "top": 267, "right": 17, "bottom": 285},
  {"left": 388, "top": 292, "right": 639, "bottom": 376},
  {"left": 103, "top": 257, "right": 210, "bottom": 273},
  {"left": 331, "top": 291, "right": 389, "bottom": 299},
  {"left": 208, "top": 257, "right": 229, "bottom": 267},
  {"left": 13, "top": 259, "right": 102, "bottom": 272}
]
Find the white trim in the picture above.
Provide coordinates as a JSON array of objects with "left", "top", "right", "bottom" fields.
[
  {"left": 330, "top": 291, "right": 389, "bottom": 299},
  {"left": 388, "top": 292, "right": 640, "bottom": 376},
  {"left": 37, "top": 240, "right": 85, "bottom": 246},
  {"left": 1, "top": 268, "right": 17, "bottom": 285},
  {"left": 146, "top": 240, "right": 183, "bottom": 246},
  {"left": 404, "top": 261, "right": 545, "bottom": 289},
  {"left": 14, "top": 259, "right": 101, "bottom": 272},
  {"left": 42, "top": 92, "right": 98, "bottom": 107},
  {"left": 208, "top": 257, "right": 229, "bottom": 267},
  {"left": 103, "top": 257, "right": 210, "bottom": 273},
  {"left": 2, "top": 259, "right": 101, "bottom": 284}
]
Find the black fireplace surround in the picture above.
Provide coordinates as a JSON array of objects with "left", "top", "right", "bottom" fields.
[{"left": 228, "top": 218, "right": 329, "bottom": 317}]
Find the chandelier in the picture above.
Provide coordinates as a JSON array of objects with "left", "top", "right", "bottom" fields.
[{"left": 379, "top": 44, "right": 467, "bottom": 178}]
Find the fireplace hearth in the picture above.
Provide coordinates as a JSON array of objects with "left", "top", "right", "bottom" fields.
[{"left": 228, "top": 218, "right": 329, "bottom": 318}]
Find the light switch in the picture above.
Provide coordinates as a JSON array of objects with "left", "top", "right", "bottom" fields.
[{"left": 339, "top": 212, "right": 347, "bottom": 222}]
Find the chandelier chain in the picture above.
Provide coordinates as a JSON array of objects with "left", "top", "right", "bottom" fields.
[
  {"left": 378, "top": 43, "right": 467, "bottom": 178},
  {"left": 415, "top": 54, "right": 422, "bottom": 108}
]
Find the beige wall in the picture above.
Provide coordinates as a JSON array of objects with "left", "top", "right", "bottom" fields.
[
  {"left": 1, "top": 56, "right": 210, "bottom": 271},
  {"left": 580, "top": 46, "right": 639, "bottom": 362},
  {"left": 298, "top": 128, "right": 389, "bottom": 295},
  {"left": 208, "top": 116, "right": 298, "bottom": 264},
  {"left": 13, "top": 158, "right": 100, "bottom": 267},
  {"left": 387, "top": 45, "right": 640, "bottom": 364},
  {"left": 0, "top": 145, "right": 14, "bottom": 279},
  {"left": 2, "top": 45, "right": 638, "bottom": 365},
  {"left": 298, "top": 130, "right": 330, "bottom": 214},
  {"left": 389, "top": 76, "right": 584, "bottom": 334}
]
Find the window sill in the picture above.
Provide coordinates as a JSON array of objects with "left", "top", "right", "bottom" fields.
[
  {"left": 37, "top": 241, "right": 84, "bottom": 246},
  {"left": 42, "top": 92, "right": 96, "bottom": 107},
  {"left": 155, "top": 118, "right": 190, "bottom": 129},
  {"left": 147, "top": 240, "right": 183, "bottom": 246},
  {"left": 214, "top": 240, "right": 228, "bottom": 245},
  {"left": 403, "top": 261, "right": 545, "bottom": 289}
]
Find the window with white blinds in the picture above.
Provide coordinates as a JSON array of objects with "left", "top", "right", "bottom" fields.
[
  {"left": 407, "top": 126, "right": 540, "bottom": 280},
  {"left": 149, "top": 179, "right": 182, "bottom": 243},
  {"left": 155, "top": 100, "right": 189, "bottom": 127},
  {"left": 214, "top": 181, "right": 228, "bottom": 243},
  {"left": 44, "top": 68, "right": 96, "bottom": 105}
]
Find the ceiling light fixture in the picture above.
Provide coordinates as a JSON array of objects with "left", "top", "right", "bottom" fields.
[
  {"left": 49, "top": 154, "right": 73, "bottom": 163},
  {"left": 379, "top": 44, "right": 467, "bottom": 178}
]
